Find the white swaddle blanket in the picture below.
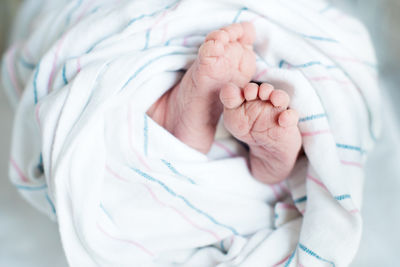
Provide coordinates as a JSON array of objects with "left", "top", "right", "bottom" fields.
[{"left": 1, "top": 0, "right": 380, "bottom": 266}]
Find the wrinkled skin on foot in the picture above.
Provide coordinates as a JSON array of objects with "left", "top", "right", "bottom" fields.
[
  {"left": 148, "top": 22, "right": 302, "bottom": 184},
  {"left": 148, "top": 22, "right": 256, "bottom": 153},
  {"left": 220, "top": 82, "right": 302, "bottom": 184}
]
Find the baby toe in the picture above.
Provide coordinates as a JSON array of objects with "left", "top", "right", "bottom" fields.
[
  {"left": 220, "top": 83, "right": 244, "bottom": 109},
  {"left": 244, "top": 83, "right": 259, "bottom": 101},
  {"left": 278, "top": 109, "right": 299, "bottom": 127},
  {"left": 270, "top": 89, "right": 290, "bottom": 108},
  {"left": 258, "top": 83, "right": 274, "bottom": 100}
]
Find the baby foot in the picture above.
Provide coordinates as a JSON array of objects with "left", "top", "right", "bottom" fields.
[
  {"left": 189, "top": 22, "right": 256, "bottom": 92},
  {"left": 148, "top": 22, "right": 256, "bottom": 153},
  {"left": 220, "top": 82, "right": 302, "bottom": 184}
]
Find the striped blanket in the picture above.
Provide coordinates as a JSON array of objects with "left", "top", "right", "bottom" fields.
[{"left": 1, "top": 0, "right": 380, "bottom": 266}]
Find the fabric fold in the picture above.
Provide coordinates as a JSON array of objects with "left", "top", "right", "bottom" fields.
[{"left": 1, "top": 0, "right": 379, "bottom": 266}]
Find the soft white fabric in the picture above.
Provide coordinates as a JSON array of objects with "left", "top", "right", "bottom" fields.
[{"left": 1, "top": 0, "right": 379, "bottom": 266}]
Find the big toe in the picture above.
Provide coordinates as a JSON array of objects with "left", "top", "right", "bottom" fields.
[
  {"left": 198, "top": 40, "right": 225, "bottom": 64},
  {"left": 278, "top": 109, "right": 299, "bottom": 127},
  {"left": 221, "top": 23, "right": 244, "bottom": 42},
  {"left": 205, "top": 29, "right": 230, "bottom": 44}
]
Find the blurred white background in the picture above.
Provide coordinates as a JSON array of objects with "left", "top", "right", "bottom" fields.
[{"left": 0, "top": 0, "right": 399, "bottom": 266}]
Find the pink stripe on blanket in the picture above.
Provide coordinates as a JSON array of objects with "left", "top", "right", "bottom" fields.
[
  {"left": 340, "top": 160, "right": 363, "bottom": 168},
  {"left": 106, "top": 165, "right": 221, "bottom": 241},
  {"left": 76, "top": 58, "right": 82, "bottom": 73},
  {"left": 349, "top": 209, "right": 359, "bottom": 214},
  {"left": 270, "top": 184, "right": 281, "bottom": 200},
  {"left": 153, "top": 0, "right": 180, "bottom": 44},
  {"left": 35, "top": 103, "right": 42, "bottom": 127},
  {"left": 214, "top": 141, "right": 238, "bottom": 157},
  {"left": 76, "top": 0, "right": 96, "bottom": 22},
  {"left": 272, "top": 253, "right": 292, "bottom": 267},
  {"left": 10, "top": 157, "right": 29, "bottom": 183},
  {"left": 182, "top": 36, "right": 190, "bottom": 46},
  {"left": 328, "top": 54, "right": 372, "bottom": 65},
  {"left": 142, "top": 184, "right": 221, "bottom": 241},
  {"left": 277, "top": 202, "right": 297, "bottom": 210},
  {"left": 301, "top": 129, "right": 331, "bottom": 137},
  {"left": 254, "top": 69, "right": 268, "bottom": 81},
  {"left": 47, "top": 34, "right": 68, "bottom": 92},
  {"left": 105, "top": 165, "right": 130, "bottom": 182},
  {"left": 7, "top": 46, "right": 22, "bottom": 97},
  {"left": 307, "top": 174, "right": 328, "bottom": 191},
  {"left": 48, "top": 0, "right": 96, "bottom": 92},
  {"left": 96, "top": 222, "right": 155, "bottom": 257},
  {"left": 278, "top": 182, "right": 290, "bottom": 194},
  {"left": 308, "top": 76, "right": 352, "bottom": 85}
]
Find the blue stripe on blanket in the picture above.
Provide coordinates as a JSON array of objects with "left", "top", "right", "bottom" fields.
[
  {"left": 100, "top": 203, "right": 113, "bottom": 222},
  {"left": 232, "top": 7, "right": 248, "bottom": 23},
  {"left": 301, "top": 34, "right": 338, "bottom": 42},
  {"left": 336, "top": 143, "right": 364, "bottom": 153},
  {"left": 256, "top": 56, "right": 273, "bottom": 67},
  {"left": 37, "top": 153, "right": 44, "bottom": 174},
  {"left": 326, "top": 65, "right": 339, "bottom": 69},
  {"left": 66, "top": 0, "right": 83, "bottom": 26},
  {"left": 161, "top": 159, "right": 196, "bottom": 184},
  {"left": 121, "top": 51, "right": 188, "bottom": 90},
  {"left": 85, "top": 35, "right": 111, "bottom": 54},
  {"left": 285, "top": 248, "right": 296, "bottom": 267},
  {"left": 82, "top": 5, "right": 169, "bottom": 54},
  {"left": 131, "top": 167, "right": 240, "bottom": 235},
  {"left": 45, "top": 193, "right": 56, "bottom": 214},
  {"left": 319, "top": 4, "right": 333, "bottom": 13},
  {"left": 19, "top": 56, "right": 35, "bottom": 69},
  {"left": 15, "top": 184, "right": 47, "bottom": 191},
  {"left": 279, "top": 60, "right": 336, "bottom": 69},
  {"left": 294, "top": 196, "right": 307, "bottom": 204},
  {"left": 259, "top": 14, "right": 338, "bottom": 43},
  {"left": 127, "top": 0, "right": 180, "bottom": 26},
  {"left": 334, "top": 194, "right": 351, "bottom": 201},
  {"left": 295, "top": 195, "right": 350, "bottom": 203},
  {"left": 62, "top": 64, "right": 68, "bottom": 85},
  {"left": 299, "top": 243, "right": 335, "bottom": 266},
  {"left": 144, "top": 29, "right": 151, "bottom": 50},
  {"left": 289, "top": 57, "right": 376, "bottom": 143},
  {"left": 220, "top": 240, "right": 226, "bottom": 252},
  {"left": 299, "top": 113, "right": 327, "bottom": 122},
  {"left": 33, "top": 62, "right": 40, "bottom": 104}
]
